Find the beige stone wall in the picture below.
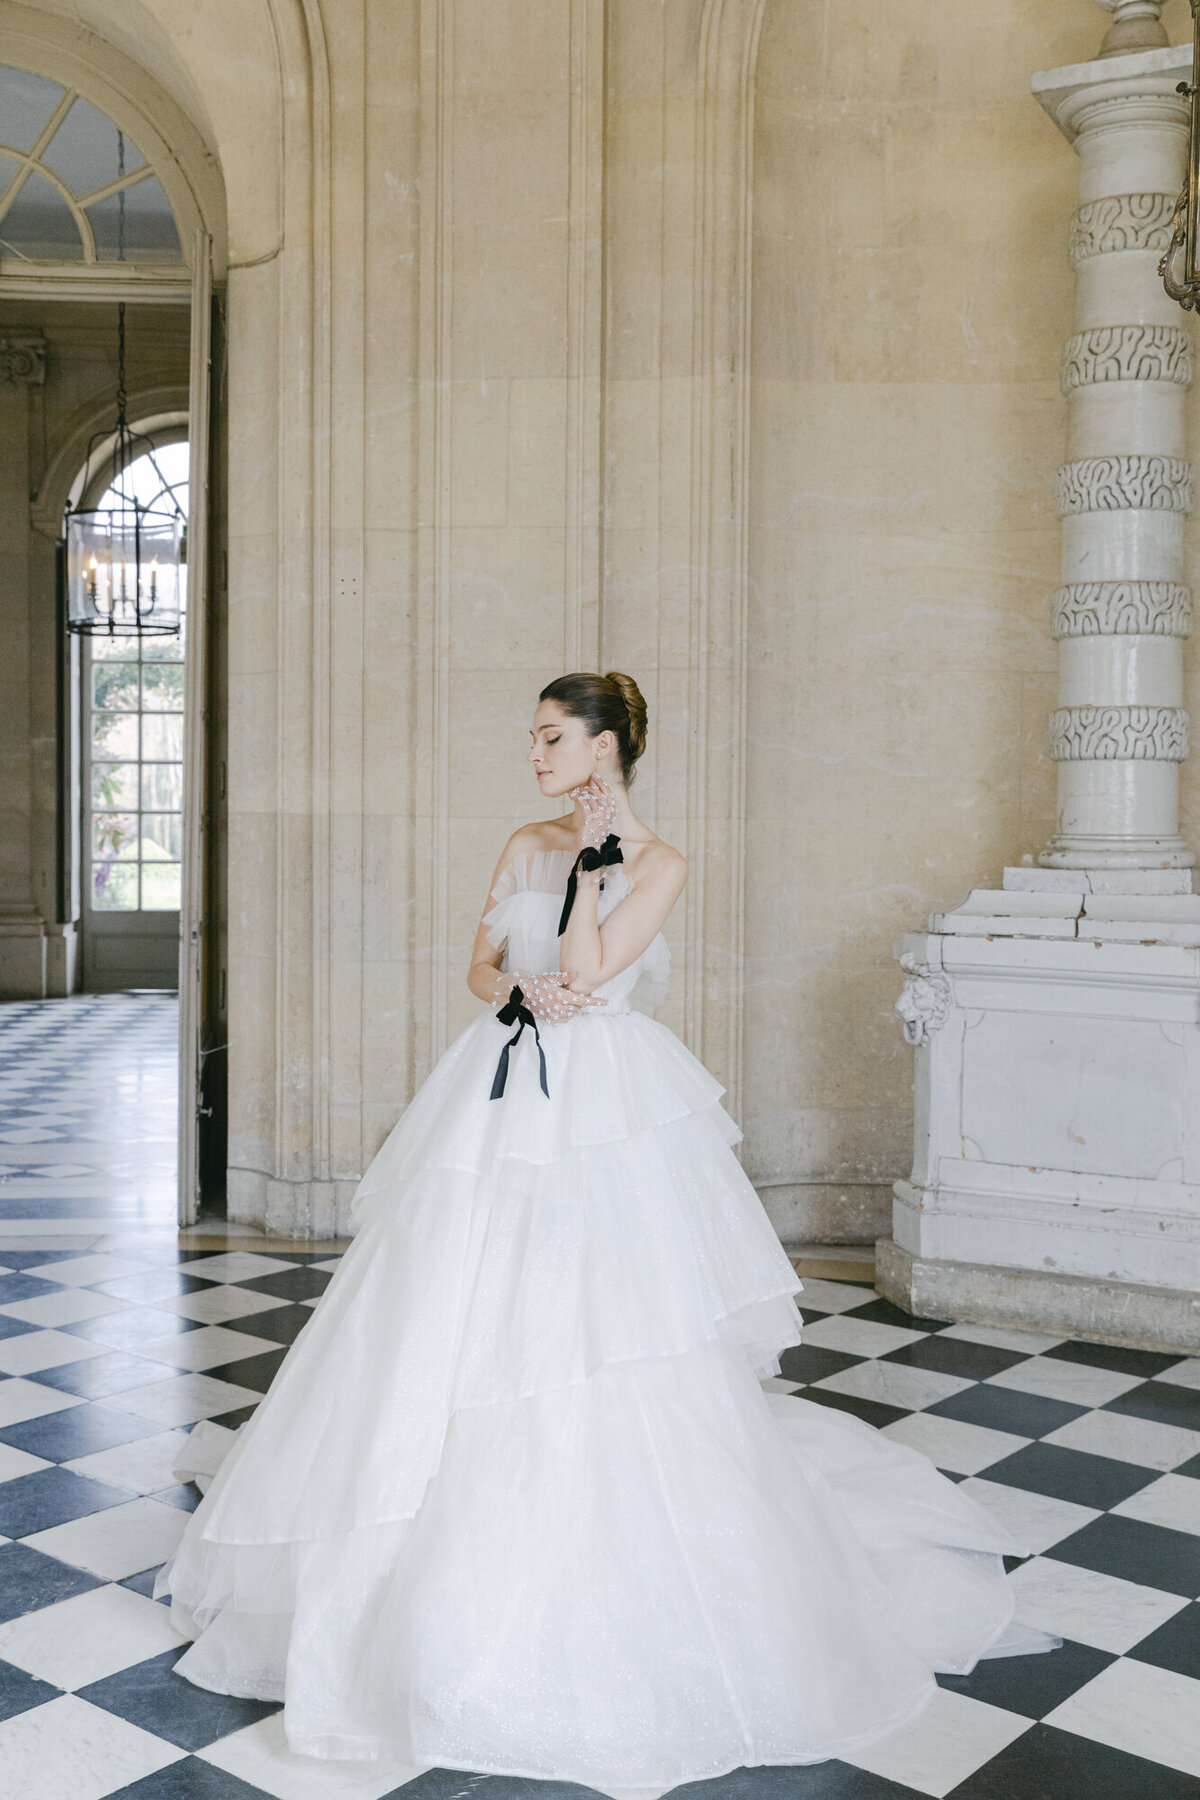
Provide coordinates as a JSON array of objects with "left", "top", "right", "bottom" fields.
[{"left": 9, "top": 0, "right": 1200, "bottom": 1239}]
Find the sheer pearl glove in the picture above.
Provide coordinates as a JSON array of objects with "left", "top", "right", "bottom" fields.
[
  {"left": 570, "top": 775, "right": 618, "bottom": 851},
  {"left": 502, "top": 969, "right": 607, "bottom": 1022}
]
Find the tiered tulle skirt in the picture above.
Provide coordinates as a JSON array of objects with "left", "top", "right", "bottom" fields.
[{"left": 156, "top": 1007, "right": 1047, "bottom": 1788}]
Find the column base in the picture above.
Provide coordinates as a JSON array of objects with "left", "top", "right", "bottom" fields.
[
  {"left": 876, "top": 1235, "right": 1200, "bottom": 1355},
  {"left": 226, "top": 1167, "right": 361, "bottom": 1238},
  {"left": 1039, "top": 834, "right": 1195, "bottom": 871}
]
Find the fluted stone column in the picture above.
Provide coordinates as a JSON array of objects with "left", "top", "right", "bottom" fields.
[{"left": 1036, "top": 29, "right": 1194, "bottom": 868}]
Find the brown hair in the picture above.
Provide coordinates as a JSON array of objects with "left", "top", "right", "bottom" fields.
[{"left": 538, "top": 670, "right": 648, "bottom": 786}]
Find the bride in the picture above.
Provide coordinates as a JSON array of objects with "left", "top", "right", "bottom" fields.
[{"left": 156, "top": 669, "right": 1053, "bottom": 1793}]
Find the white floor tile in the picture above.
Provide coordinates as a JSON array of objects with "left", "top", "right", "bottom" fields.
[
  {"left": 21, "top": 1253, "right": 150, "bottom": 1287},
  {"left": 175, "top": 1251, "right": 301, "bottom": 1282},
  {"left": 759, "top": 1376, "right": 804, "bottom": 1394},
  {"left": 880, "top": 1411, "right": 1031, "bottom": 1477},
  {"left": 0, "top": 1377, "right": 84, "bottom": 1427},
  {"left": 1045, "top": 1656, "right": 1200, "bottom": 1779},
  {"left": 0, "top": 1288, "right": 126, "bottom": 1327},
  {"left": 1160, "top": 1358, "right": 1200, "bottom": 1392},
  {"left": 23, "top": 1495, "right": 188, "bottom": 1579},
  {"left": 310, "top": 1258, "right": 343, "bottom": 1272},
  {"left": 158, "top": 1284, "right": 291, "bottom": 1324},
  {"left": 843, "top": 1685, "right": 1031, "bottom": 1797},
  {"left": 0, "top": 1582, "right": 185, "bottom": 1688},
  {"left": 111, "top": 1370, "right": 265, "bottom": 1426},
  {"left": 1042, "top": 1409, "right": 1200, "bottom": 1472},
  {"left": 1110, "top": 1473, "right": 1200, "bottom": 1537},
  {"left": 136, "top": 1323, "right": 282, "bottom": 1371},
  {"left": 986, "top": 1356, "right": 1145, "bottom": 1409},
  {"left": 791, "top": 1278, "right": 878, "bottom": 1315},
  {"left": 0, "top": 1440, "right": 53, "bottom": 1483},
  {"left": 1008, "top": 1556, "right": 1188, "bottom": 1654},
  {"left": 198, "top": 1712, "right": 428, "bottom": 1799},
  {"left": 937, "top": 1323, "right": 1065, "bottom": 1355},
  {"left": 798, "top": 1315, "right": 929, "bottom": 1357},
  {"left": 813, "top": 1360, "right": 974, "bottom": 1413},
  {"left": 0, "top": 1328, "right": 111, "bottom": 1376},
  {"left": 0, "top": 1694, "right": 185, "bottom": 1800},
  {"left": 956, "top": 1477, "right": 1101, "bottom": 1555},
  {"left": 64, "top": 1426, "right": 195, "bottom": 1496}
]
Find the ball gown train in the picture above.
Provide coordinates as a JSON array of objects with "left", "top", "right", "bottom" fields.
[{"left": 156, "top": 846, "right": 1054, "bottom": 1793}]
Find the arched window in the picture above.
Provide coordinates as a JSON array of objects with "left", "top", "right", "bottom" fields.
[
  {"left": 86, "top": 442, "right": 188, "bottom": 918},
  {"left": 0, "top": 64, "right": 181, "bottom": 264}
]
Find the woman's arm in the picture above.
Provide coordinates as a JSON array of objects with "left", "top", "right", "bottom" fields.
[{"left": 559, "top": 838, "right": 687, "bottom": 991}]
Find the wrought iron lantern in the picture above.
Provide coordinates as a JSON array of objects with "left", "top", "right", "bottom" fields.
[
  {"left": 1161, "top": 1, "right": 1200, "bottom": 311},
  {"left": 64, "top": 301, "right": 185, "bottom": 636}
]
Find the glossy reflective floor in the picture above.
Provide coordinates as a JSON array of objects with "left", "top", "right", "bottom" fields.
[{"left": 0, "top": 997, "right": 1197, "bottom": 1798}]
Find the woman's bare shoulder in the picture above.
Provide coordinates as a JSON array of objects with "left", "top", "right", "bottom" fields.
[{"left": 626, "top": 834, "right": 687, "bottom": 888}]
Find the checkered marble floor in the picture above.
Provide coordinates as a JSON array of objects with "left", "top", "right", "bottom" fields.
[
  {"left": 0, "top": 1237, "right": 1196, "bottom": 1799},
  {"left": 0, "top": 997, "right": 177, "bottom": 1222}
]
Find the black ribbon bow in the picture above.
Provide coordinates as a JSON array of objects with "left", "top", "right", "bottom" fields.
[
  {"left": 490, "top": 984, "right": 550, "bottom": 1101},
  {"left": 557, "top": 833, "right": 624, "bottom": 936}
]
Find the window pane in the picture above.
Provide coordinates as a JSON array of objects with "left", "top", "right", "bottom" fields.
[
  {"left": 141, "top": 861, "right": 181, "bottom": 910},
  {"left": 40, "top": 96, "right": 145, "bottom": 197},
  {"left": 92, "top": 861, "right": 138, "bottom": 910},
  {"left": 92, "top": 812, "right": 138, "bottom": 860},
  {"left": 141, "top": 762, "right": 182, "bottom": 812},
  {"left": 87, "top": 173, "right": 181, "bottom": 261},
  {"left": 92, "top": 661, "right": 139, "bottom": 709},
  {"left": 92, "top": 711, "right": 138, "bottom": 758},
  {"left": 141, "top": 663, "right": 184, "bottom": 710},
  {"left": 140, "top": 814, "right": 182, "bottom": 860},
  {"left": 0, "top": 167, "right": 83, "bottom": 260},
  {"left": 0, "top": 66, "right": 66, "bottom": 155},
  {"left": 141, "top": 632, "right": 185, "bottom": 662},
  {"left": 141, "top": 714, "right": 182, "bottom": 759},
  {"left": 92, "top": 632, "right": 142, "bottom": 660},
  {"left": 91, "top": 761, "right": 138, "bottom": 810}
]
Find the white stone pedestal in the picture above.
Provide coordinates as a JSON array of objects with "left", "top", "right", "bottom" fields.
[{"left": 879, "top": 24, "right": 1200, "bottom": 1351}]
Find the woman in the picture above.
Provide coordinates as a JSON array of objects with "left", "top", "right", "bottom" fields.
[{"left": 157, "top": 671, "right": 1052, "bottom": 1793}]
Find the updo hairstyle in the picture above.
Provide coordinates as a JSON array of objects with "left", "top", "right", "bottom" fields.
[{"left": 538, "top": 670, "right": 648, "bottom": 786}]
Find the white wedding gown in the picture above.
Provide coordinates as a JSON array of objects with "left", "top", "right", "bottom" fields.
[{"left": 156, "top": 847, "right": 1053, "bottom": 1794}]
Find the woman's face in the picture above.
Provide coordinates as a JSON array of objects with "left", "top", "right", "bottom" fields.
[{"left": 528, "top": 700, "right": 614, "bottom": 798}]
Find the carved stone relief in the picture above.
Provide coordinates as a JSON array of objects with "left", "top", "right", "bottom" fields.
[
  {"left": 1051, "top": 581, "right": 1193, "bottom": 638},
  {"left": 895, "top": 954, "right": 952, "bottom": 1049},
  {"left": 1055, "top": 455, "right": 1193, "bottom": 516},
  {"left": 1060, "top": 324, "right": 1191, "bottom": 392},
  {"left": 1048, "top": 704, "right": 1190, "bottom": 761},
  {"left": 1068, "top": 191, "right": 1175, "bottom": 265}
]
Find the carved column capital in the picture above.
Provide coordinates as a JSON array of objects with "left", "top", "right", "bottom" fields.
[{"left": 0, "top": 335, "right": 45, "bottom": 387}]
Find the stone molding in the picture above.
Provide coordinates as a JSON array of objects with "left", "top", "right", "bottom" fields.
[
  {"left": 1060, "top": 324, "right": 1191, "bottom": 392},
  {"left": 1048, "top": 704, "right": 1189, "bottom": 761},
  {"left": 895, "top": 953, "right": 952, "bottom": 1048},
  {"left": 1055, "top": 454, "right": 1192, "bottom": 516},
  {"left": 1068, "top": 191, "right": 1175, "bottom": 264},
  {"left": 1051, "top": 580, "right": 1193, "bottom": 639},
  {"left": 0, "top": 334, "right": 46, "bottom": 385}
]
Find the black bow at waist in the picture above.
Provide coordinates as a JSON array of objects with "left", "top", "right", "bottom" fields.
[
  {"left": 489, "top": 984, "right": 550, "bottom": 1101},
  {"left": 557, "top": 833, "right": 624, "bottom": 936}
]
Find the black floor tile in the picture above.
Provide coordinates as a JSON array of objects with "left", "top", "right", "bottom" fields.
[
  {"left": 151, "top": 1483, "right": 202, "bottom": 1512},
  {"left": 980, "top": 1442, "right": 1156, "bottom": 1511},
  {"left": 880, "top": 1336, "right": 1034, "bottom": 1382},
  {"left": 796, "top": 1387, "right": 908, "bottom": 1431},
  {"left": 92, "top": 1269, "right": 224, "bottom": 1304},
  {"left": 0, "top": 1313, "right": 41, "bottom": 1340},
  {"left": 207, "top": 1403, "right": 259, "bottom": 1430},
  {"left": 1043, "top": 1340, "right": 1184, "bottom": 1381},
  {"left": 936, "top": 1635, "right": 1113, "bottom": 1718},
  {"left": 0, "top": 1653, "right": 62, "bottom": 1723},
  {"left": 0, "top": 1398, "right": 163, "bottom": 1461},
  {"left": 120, "top": 1562, "right": 168, "bottom": 1600},
  {"left": 842, "top": 1297, "right": 950, "bottom": 1334},
  {"left": 1127, "top": 1601, "right": 1200, "bottom": 1681},
  {"left": 1045, "top": 1512, "right": 1200, "bottom": 1598},
  {"left": 1175, "top": 1453, "right": 1200, "bottom": 1480},
  {"left": 80, "top": 1644, "right": 281, "bottom": 1751},
  {"left": 0, "top": 1248, "right": 95, "bottom": 1269},
  {"left": 108, "top": 1755, "right": 279, "bottom": 1797},
  {"left": 948, "top": 1721, "right": 1200, "bottom": 1798},
  {"left": 220, "top": 1303, "right": 318, "bottom": 1347},
  {"left": 1102, "top": 1380, "right": 1200, "bottom": 1434},
  {"left": 0, "top": 1540, "right": 105, "bottom": 1621},
  {"left": 0, "top": 1463, "right": 134, "bottom": 1536},
  {"left": 237, "top": 1267, "right": 331, "bottom": 1302},
  {"left": 32, "top": 1349, "right": 191, "bottom": 1399},
  {"left": 201, "top": 1350, "right": 288, "bottom": 1394},
  {"left": 777, "top": 1344, "right": 868, "bottom": 1386},
  {"left": 0, "top": 1271, "right": 68, "bottom": 1303},
  {"left": 925, "top": 1383, "right": 1086, "bottom": 1441},
  {"left": 656, "top": 1768, "right": 929, "bottom": 1800}
]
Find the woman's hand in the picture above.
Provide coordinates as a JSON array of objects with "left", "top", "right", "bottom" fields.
[
  {"left": 506, "top": 969, "right": 608, "bottom": 1022},
  {"left": 569, "top": 775, "right": 618, "bottom": 851}
]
